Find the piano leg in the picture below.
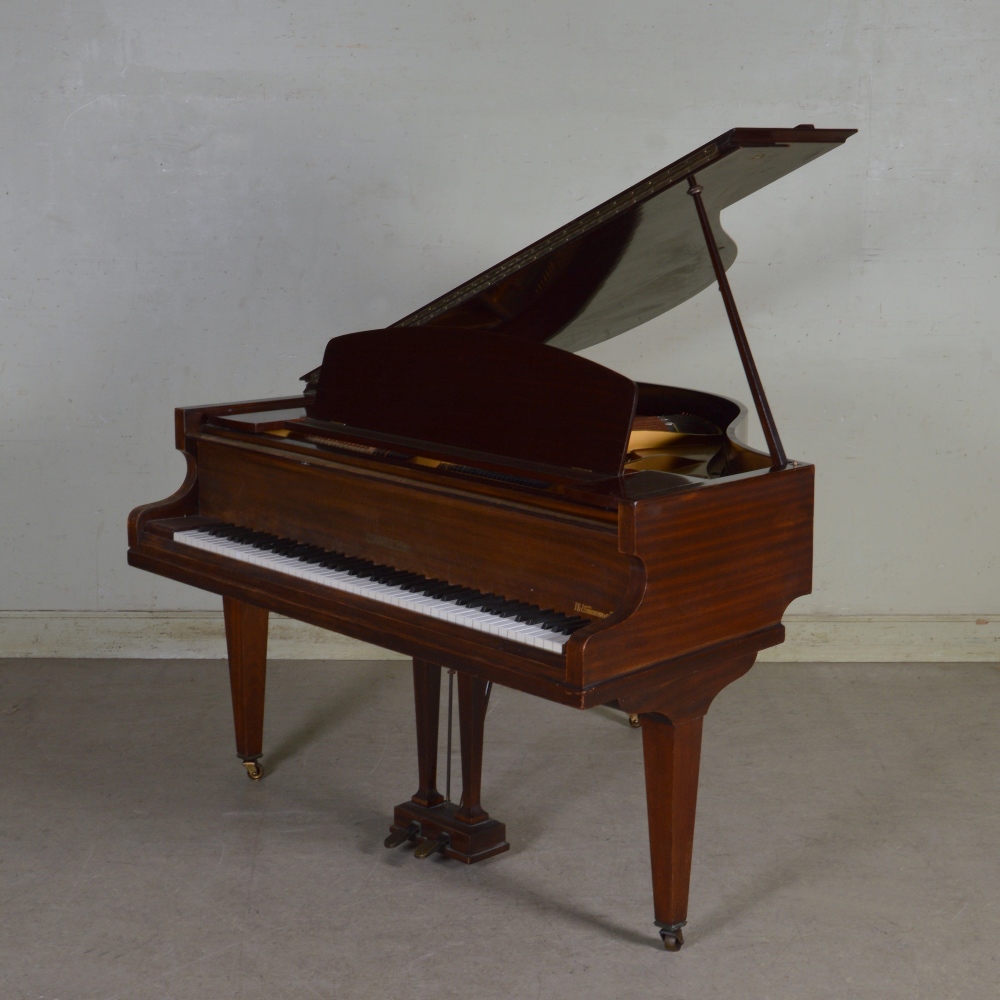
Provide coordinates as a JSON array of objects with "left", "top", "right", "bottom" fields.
[
  {"left": 639, "top": 712, "right": 705, "bottom": 951},
  {"left": 411, "top": 659, "right": 444, "bottom": 809},
  {"left": 387, "top": 664, "right": 509, "bottom": 863},
  {"left": 222, "top": 595, "right": 268, "bottom": 780},
  {"left": 455, "top": 671, "right": 488, "bottom": 824}
]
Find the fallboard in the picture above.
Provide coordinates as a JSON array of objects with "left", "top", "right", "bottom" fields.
[{"left": 196, "top": 438, "right": 631, "bottom": 620}]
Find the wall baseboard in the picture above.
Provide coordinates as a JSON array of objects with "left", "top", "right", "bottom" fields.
[
  {"left": 0, "top": 611, "right": 402, "bottom": 661},
  {"left": 1, "top": 611, "right": 998, "bottom": 662}
]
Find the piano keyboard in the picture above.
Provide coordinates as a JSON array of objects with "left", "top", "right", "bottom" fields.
[{"left": 174, "top": 524, "right": 593, "bottom": 654}]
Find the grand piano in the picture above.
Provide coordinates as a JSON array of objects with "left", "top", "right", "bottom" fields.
[{"left": 128, "top": 125, "right": 855, "bottom": 950}]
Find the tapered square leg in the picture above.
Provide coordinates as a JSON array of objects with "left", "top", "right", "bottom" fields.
[
  {"left": 455, "top": 670, "right": 488, "bottom": 824},
  {"left": 222, "top": 595, "right": 268, "bottom": 779},
  {"left": 640, "top": 713, "right": 704, "bottom": 949},
  {"left": 411, "top": 659, "right": 444, "bottom": 809}
]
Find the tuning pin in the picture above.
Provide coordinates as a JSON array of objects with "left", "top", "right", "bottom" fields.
[{"left": 384, "top": 822, "right": 420, "bottom": 849}]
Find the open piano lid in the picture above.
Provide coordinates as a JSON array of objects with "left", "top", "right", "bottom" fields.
[
  {"left": 391, "top": 125, "right": 854, "bottom": 353},
  {"left": 301, "top": 126, "right": 855, "bottom": 479},
  {"left": 303, "top": 126, "right": 854, "bottom": 387}
]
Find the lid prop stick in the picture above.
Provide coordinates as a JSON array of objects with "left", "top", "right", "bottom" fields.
[{"left": 686, "top": 174, "right": 788, "bottom": 470}]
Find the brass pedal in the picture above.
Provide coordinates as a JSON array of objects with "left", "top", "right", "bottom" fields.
[
  {"left": 384, "top": 822, "right": 420, "bottom": 849},
  {"left": 413, "top": 833, "right": 450, "bottom": 859}
]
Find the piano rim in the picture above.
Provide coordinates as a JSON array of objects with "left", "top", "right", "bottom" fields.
[{"left": 168, "top": 390, "right": 780, "bottom": 513}]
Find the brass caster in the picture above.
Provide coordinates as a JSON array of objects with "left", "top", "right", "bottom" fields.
[
  {"left": 657, "top": 922, "right": 685, "bottom": 951},
  {"left": 243, "top": 760, "right": 264, "bottom": 781},
  {"left": 628, "top": 713, "right": 642, "bottom": 729},
  {"left": 384, "top": 822, "right": 420, "bottom": 849},
  {"left": 413, "top": 833, "right": 449, "bottom": 859}
]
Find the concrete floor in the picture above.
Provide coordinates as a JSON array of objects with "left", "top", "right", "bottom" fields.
[{"left": 1, "top": 658, "right": 997, "bottom": 999}]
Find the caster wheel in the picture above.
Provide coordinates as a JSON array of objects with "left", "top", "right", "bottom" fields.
[
  {"left": 243, "top": 760, "right": 264, "bottom": 781},
  {"left": 659, "top": 927, "right": 684, "bottom": 951}
]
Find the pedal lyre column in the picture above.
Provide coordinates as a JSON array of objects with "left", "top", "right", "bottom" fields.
[{"left": 388, "top": 664, "right": 509, "bottom": 863}]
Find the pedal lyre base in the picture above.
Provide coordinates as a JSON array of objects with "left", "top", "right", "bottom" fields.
[{"left": 388, "top": 800, "right": 509, "bottom": 864}]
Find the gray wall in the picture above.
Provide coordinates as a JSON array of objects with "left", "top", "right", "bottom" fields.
[{"left": 2, "top": 1, "right": 996, "bottom": 616}]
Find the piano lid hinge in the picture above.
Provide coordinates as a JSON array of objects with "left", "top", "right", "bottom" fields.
[{"left": 685, "top": 174, "right": 787, "bottom": 471}]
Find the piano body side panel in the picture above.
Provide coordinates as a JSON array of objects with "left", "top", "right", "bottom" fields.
[
  {"left": 127, "top": 396, "right": 308, "bottom": 547},
  {"left": 194, "top": 438, "right": 631, "bottom": 621},
  {"left": 174, "top": 395, "right": 307, "bottom": 450},
  {"left": 127, "top": 451, "right": 199, "bottom": 548},
  {"left": 570, "top": 464, "right": 814, "bottom": 687}
]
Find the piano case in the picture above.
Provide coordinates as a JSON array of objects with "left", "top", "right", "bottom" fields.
[{"left": 128, "top": 124, "right": 855, "bottom": 949}]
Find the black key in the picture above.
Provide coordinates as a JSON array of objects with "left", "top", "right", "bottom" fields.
[
  {"left": 340, "top": 558, "right": 370, "bottom": 574},
  {"left": 524, "top": 608, "right": 552, "bottom": 625},
  {"left": 547, "top": 613, "right": 577, "bottom": 629},
  {"left": 328, "top": 556, "right": 357, "bottom": 571},
  {"left": 425, "top": 583, "right": 466, "bottom": 599},
  {"left": 454, "top": 589, "right": 490, "bottom": 608},
  {"left": 335, "top": 555, "right": 366, "bottom": 571},
  {"left": 516, "top": 608, "right": 547, "bottom": 625},
  {"left": 476, "top": 595, "right": 506, "bottom": 610},
  {"left": 368, "top": 566, "right": 401, "bottom": 583},
  {"left": 487, "top": 600, "right": 524, "bottom": 618},
  {"left": 323, "top": 553, "right": 359, "bottom": 569},
  {"left": 521, "top": 608, "right": 557, "bottom": 625},
  {"left": 514, "top": 606, "right": 545, "bottom": 623},
  {"left": 469, "top": 594, "right": 504, "bottom": 611},
  {"left": 552, "top": 617, "right": 591, "bottom": 635},
  {"left": 535, "top": 612, "right": 568, "bottom": 631},
  {"left": 506, "top": 601, "right": 538, "bottom": 619}
]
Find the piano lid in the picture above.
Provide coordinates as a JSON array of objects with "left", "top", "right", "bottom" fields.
[{"left": 389, "top": 126, "right": 855, "bottom": 354}]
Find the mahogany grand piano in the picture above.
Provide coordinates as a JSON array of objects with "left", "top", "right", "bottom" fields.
[{"left": 128, "top": 125, "right": 855, "bottom": 949}]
